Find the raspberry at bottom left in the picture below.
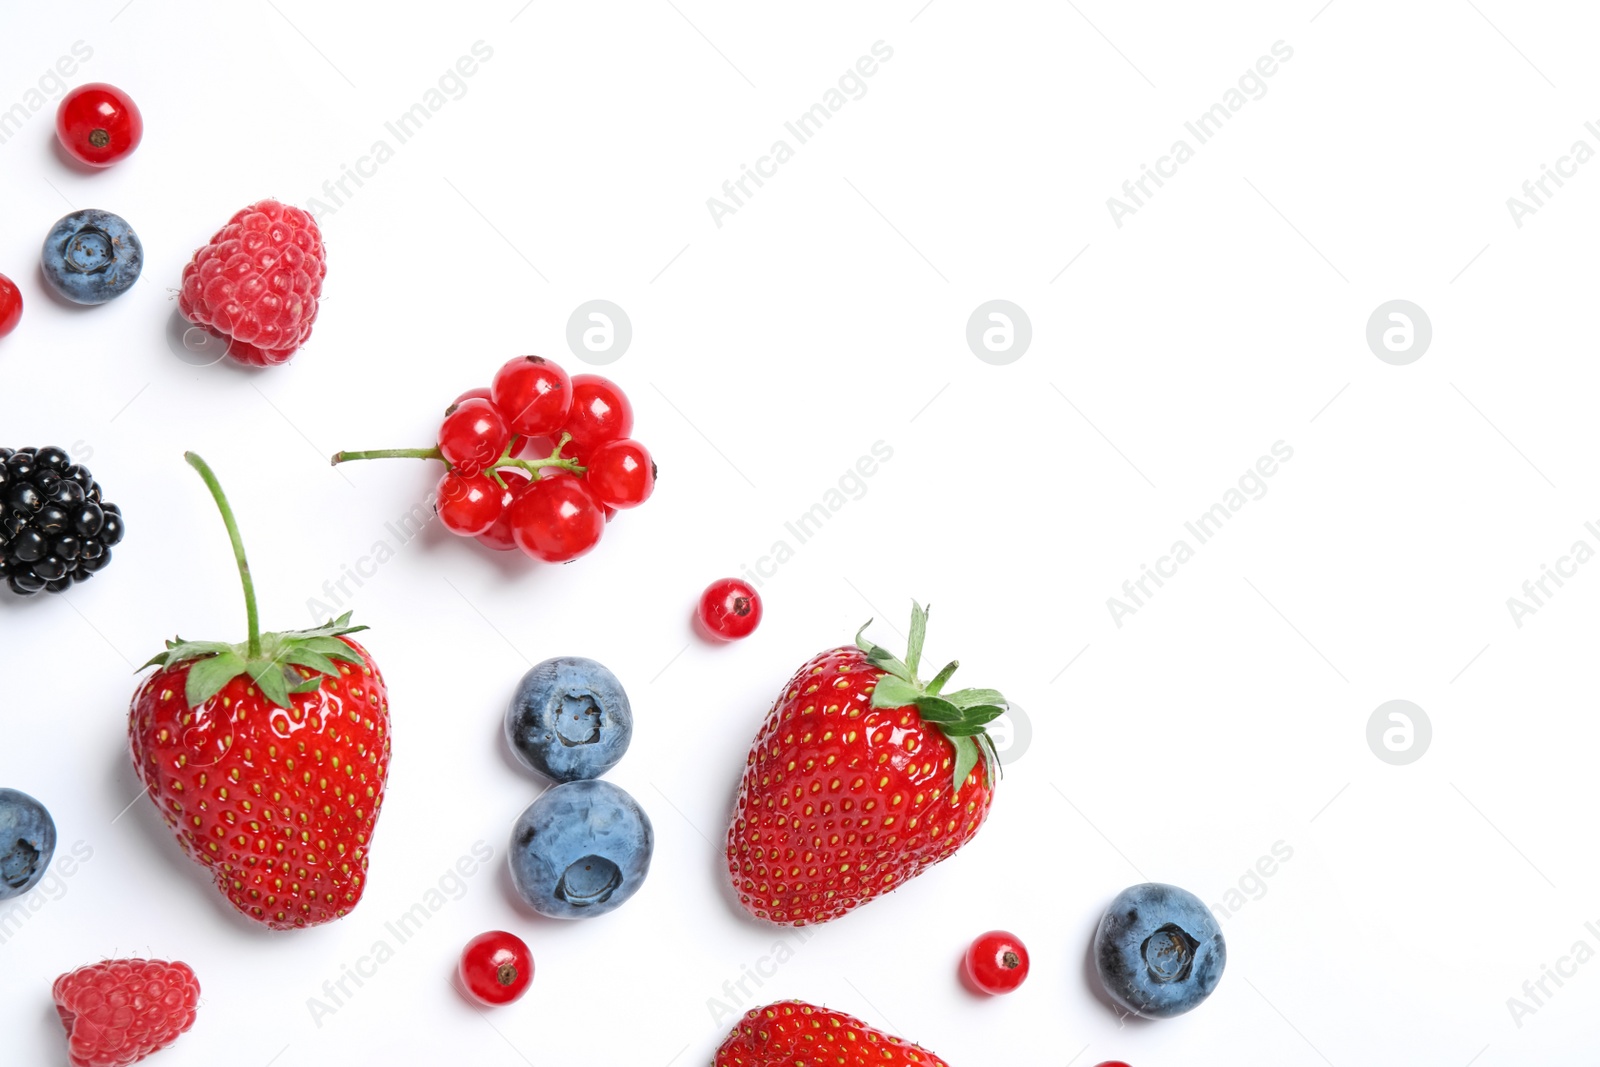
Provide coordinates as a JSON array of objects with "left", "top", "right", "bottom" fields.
[{"left": 52, "top": 958, "right": 200, "bottom": 1067}]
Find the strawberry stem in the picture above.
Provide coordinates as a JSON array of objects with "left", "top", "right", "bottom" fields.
[{"left": 184, "top": 453, "right": 262, "bottom": 659}]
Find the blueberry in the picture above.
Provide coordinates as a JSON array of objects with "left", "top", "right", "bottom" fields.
[
  {"left": 1094, "top": 883, "right": 1225, "bottom": 1019},
  {"left": 505, "top": 656, "right": 633, "bottom": 782},
  {"left": 509, "top": 779, "right": 653, "bottom": 919},
  {"left": 41, "top": 209, "right": 142, "bottom": 304},
  {"left": 0, "top": 788, "right": 56, "bottom": 899}
]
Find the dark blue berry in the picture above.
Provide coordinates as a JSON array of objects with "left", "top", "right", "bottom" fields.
[
  {"left": 505, "top": 657, "right": 634, "bottom": 782},
  {"left": 508, "top": 779, "right": 653, "bottom": 919},
  {"left": 1094, "top": 883, "right": 1226, "bottom": 1019},
  {"left": 40, "top": 209, "right": 142, "bottom": 304},
  {"left": 0, "top": 788, "right": 56, "bottom": 899}
]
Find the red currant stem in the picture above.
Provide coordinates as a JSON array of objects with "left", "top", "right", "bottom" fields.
[
  {"left": 184, "top": 452, "right": 262, "bottom": 659},
  {"left": 499, "top": 455, "right": 585, "bottom": 477},
  {"left": 329, "top": 447, "right": 445, "bottom": 466}
]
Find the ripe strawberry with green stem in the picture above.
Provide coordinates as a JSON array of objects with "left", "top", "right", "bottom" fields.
[
  {"left": 727, "top": 602, "right": 1006, "bottom": 925},
  {"left": 130, "top": 453, "right": 391, "bottom": 930}
]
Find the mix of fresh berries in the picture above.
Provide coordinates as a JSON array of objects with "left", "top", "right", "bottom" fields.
[
  {"left": 506, "top": 656, "right": 634, "bottom": 782},
  {"left": 333, "top": 357, "right": 656, "bottom": 562},
  {"left": 696, "top": 578, "right": 763, "bottom": 641},
  {"left": 458, "top": 930, "right": 535, "bottom": 1006},
  {"left": 714, "top": 1001, "right": 950, "bottom": 1067},
  {"left": 964, "top": 930, "right": 1030, "bottom": 995},
  {"left": 56, "top": 82, "right": 143, "bottom": 168},
  {"left": 1094, "top": 883, "right": 1226, "bottom": 1019},
  {"left": 129, "top": 454, "right": 390, "bottom": 929},
  {"left": 0, "top": 787, "right": 56, "bottom": 899},
  {"left": 41, "top": 209, "right": 142, "bottom": 304},
  {"left": 178, "top": 199, "right": 326, "bottom": 367},
  {"left": 53, "top": 959, "right": 200, "bottom": 1067},
  {"left": 727, "top": 602, "right": 1006, "bottom": 925},
  {"left": 0, "top": 272, "right": 22, "bottom": 337},
  {"left": 509, "top": 779, "right": 654, "bottom": 920},
  {"left": 0, "top": 447, "right": 124, "bottom": 596}
]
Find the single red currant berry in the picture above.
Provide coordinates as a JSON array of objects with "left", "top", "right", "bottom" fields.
[
  {"left": 459, "top": 930, "right": 534, "bottom": 1007},
  {"left": 1092, "top": 1062, "right": 1132, "bottom": 1067},
  {"left": 696, "top": 578, "right": 762, "bottom": 641},
  {"left": 563, "top": 373, "right": 634, "bottom": 452},
  {"left": 584, "top": 438, "right": 655, "bottom": 509},
  {"left": 439, "top": 398, "right": 510, "bottom": 477},
  {"left": 492, "top": 355, "right": 572, "bottom": 437},
  {"left": 56, "top": 83, "right": 143, "bottom": 168},
  {"left": 476, "top": 471, "right": 533, "bottom": 551},
  {"left": 451, "top": 386, "right": 492, "bottom": 410},
  {"left": 509, "top": 474, "right": 605, "bottom": 562},
  {"left": 0, "top": 273, "right": 21, "bottom": 338},
  {"left": 436, "top": 470, "right": 506, "bottom": 536},
  {"left": 964, "top": 931, "right": 1030, "bottom": 995}
]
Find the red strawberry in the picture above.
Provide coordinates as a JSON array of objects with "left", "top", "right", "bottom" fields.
[
  {"left": 715, "top": 1000, "right": 951, "bottom": 1067},
  {"left": 727, "top": 603, "right": 1005, "bottom": 925},
  {"left": 129, "top": 454, "right": 390, "bottom": 930},
  {"left": 178, "top": 198, "right": 326, "bottom": 367},
  {"left": 53, "top": 958, "right": 201, "bottom": 1067}
]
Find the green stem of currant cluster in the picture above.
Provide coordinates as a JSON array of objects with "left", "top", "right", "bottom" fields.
[
  {"left": 329, "top": 435, "right": 586, "bottom": 482},
  {"left": 184, "top": 452, "right": 263, "bottom": 659}
]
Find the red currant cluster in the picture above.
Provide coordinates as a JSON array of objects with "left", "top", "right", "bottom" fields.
[{"left": 334, "top": 356, "right": 655, "bottom": 563}]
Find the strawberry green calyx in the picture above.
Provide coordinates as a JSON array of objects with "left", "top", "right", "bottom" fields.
[
  {"left": 138, "top": 453, "right": 371, "bottom": 711},
  {"left": 857, "top": 601, "right": 1007, "bottom": 797}
]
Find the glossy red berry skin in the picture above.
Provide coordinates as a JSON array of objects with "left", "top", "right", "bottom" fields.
[
  {"left": 964, "top": 931, "right": 1030, "bottom": 995},
  {"left": 476, "top": 471, "right": 532, "bottom": 551},
  {"left": 459, "top": 931, "right": 533, "bottom": 1006},
  {"left": 56, "top": 83, "right": 143, "bottom": 167},
  {"left": 564, "top": 374, "right": 634, "bottom": 452},
  {"left": 451, "top": 387, "right": 492, "bottom": 409},
  {"left": 436, "top": 471, "right": 506, "bottom": 536},
  {"left": 0, "top": 273, "right": 21, "bottom": 338},
  {"left": 509, "top": 475, "right": 605, "bottom": 562},
  {"left": 697, "top": 579, "right": 762, "bottom": 641},
  {"left": 585, "top": 439, "right": 655, "bottom": 509},
  {"left": 492, "top": 356, "right": 572, "bottom": 437},
  {"left": 1092, "top": 1062, "right": 1133, "bottom": 1067},
  {"left": 439, "top": 398, "right": 510, "bottom": 477}
]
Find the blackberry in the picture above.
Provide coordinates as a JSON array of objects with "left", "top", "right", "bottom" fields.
[{"left": 0, "top": 447, "right": 123, "bottom": 596}]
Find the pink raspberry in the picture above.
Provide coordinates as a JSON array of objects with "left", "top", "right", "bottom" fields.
[
  {"left": 178, "top": 198, "right": 326, "bottom": 367},
  {"left": 53, "top": 959, "right": 201, "bottom": 1067}
]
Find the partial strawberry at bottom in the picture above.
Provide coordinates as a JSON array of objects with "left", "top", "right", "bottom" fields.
[
  {"left": 727, "top": 602, "right": 1006, "bottom": 926},
  {"left": 130, "top": 454, "right": 390, "bottom": 930},
  {"left": 715, "top": 1000, "right": 950, "bottom": 1067},
  {"left": 53, "top": 959, "right": 200, "bottom": 1067}
]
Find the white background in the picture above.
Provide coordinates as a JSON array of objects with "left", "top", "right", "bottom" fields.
[{"left": 2, "top": 1, "right": 1598, "bottom": 1064}]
